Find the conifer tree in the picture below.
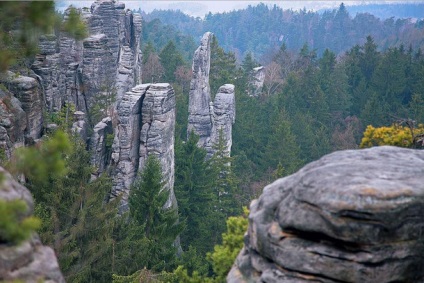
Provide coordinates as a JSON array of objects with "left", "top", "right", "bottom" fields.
[{"left": 128, "top": 155, "right": 184, "bottom": 272}]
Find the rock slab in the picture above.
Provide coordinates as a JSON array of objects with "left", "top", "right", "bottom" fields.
[{"left": 228, "top": 146, "right": 424, "bottom": 283}]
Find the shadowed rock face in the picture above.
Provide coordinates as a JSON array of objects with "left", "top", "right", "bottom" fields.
[
  {"left": 187, "top": 32, "right": 236, "bottom": 158},
  {"left": 111, "top": 83, "right": 176, "bottom": 211},
  {"left": 0, "top": 167, "right": 64, "bottom": 283},
  {"left": 228, "top": 146, "right": 424, "bottom": 283}
]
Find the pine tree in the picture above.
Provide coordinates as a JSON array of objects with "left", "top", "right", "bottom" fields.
[
  {"left": 159, "top": 40, "right": 184, "bottom": 83},
  {"left": 128, "top": 155, "right": 184, "bottom": 272},
  {"left": 175, "top": 132, "right": 221, "bottom": 256}
]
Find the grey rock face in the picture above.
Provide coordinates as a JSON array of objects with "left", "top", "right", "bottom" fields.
[
  {"left": 207, "top": 84, "right": 235, "bottom": 157},
  {"left": 187, "top": 32, "right": 213, "bottom": 148},
  {"left": 247, "top": 66, "right": 265, "bottom": 97},
  {"left": 0, "top": 167, "right": 65, "bottom": 283},
  {"left": 228, "top": 146, "right": 424, "bottom": 283},
  {"left": 0, "top": 87, "right": 26, "bottom": 158},
  {"left": 111, "top": 83, "right": 176, "bottom": 210},
  {"left": 187, "top": 32, "right": 236, "bottom": 158},
  {"left": 90, "top": 117, "right": 113, "bottom": 178},
  {"left": 139, "top": 83, "right": 176, "bottom": 208},
  {"left": 0, "top": 72, "right": 43, "bottom": 145},
  {"left": 31, "top": 0, "right": 142, "bottom": 114}
]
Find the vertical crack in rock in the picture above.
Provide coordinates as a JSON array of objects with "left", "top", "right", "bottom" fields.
[
  {"left": 187, "top": 32, "right": 236, "bottom": 158},
  {"left": 111, "top": 83, "right": 177, "bottom": 211}
]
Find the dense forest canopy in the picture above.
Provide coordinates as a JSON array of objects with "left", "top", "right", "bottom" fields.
[{"left": 141, "top": 3, "right": 424, "bottom": 60}]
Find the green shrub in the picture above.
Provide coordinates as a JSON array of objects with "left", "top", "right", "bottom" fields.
[{"left": 0, "top": 199, "right": 41, "bottom": 244}]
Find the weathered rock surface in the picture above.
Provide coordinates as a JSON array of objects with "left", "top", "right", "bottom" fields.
[
  {"left": 187, "top": 32, "right": 213, "bottom": 148},
  {"left": 111, "top": 83, "right": 176, "bottom": 210},
  {"left": 0, "top": 72, "right": 43, "bottom": 148},
  {"left": 0, "top": 167, "right": 65, "bottom": 283},
  {"left": 207, "top": 84, "right": 235, "bottom": 157},
  {"left": 90, "top": 117, "right": 113, "bottom": 178},
  {"left": 139, "top": 83, "right": 176, "bottom": 208},
  {"left": 0, "top": 87, "right": 26, "bottom": 158},
  {"left": 31, "top": 0, "right": 142, "bottom": 114},
  {"left": 187, "top": 32, "right": 236, "bottom": 158},
  {"left": 228, "top": 146, "right": 424, "bottom": 283},
  {"left": 247, "top": 66, "right": 265, "bottom": 97}
]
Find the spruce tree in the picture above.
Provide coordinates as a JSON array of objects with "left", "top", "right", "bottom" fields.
[{"left": 128, "top": 155, "right": 184, "bottom": 272}]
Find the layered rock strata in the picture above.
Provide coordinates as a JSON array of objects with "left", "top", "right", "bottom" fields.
[
  {"left": 31, "top": 0, "right": 142, "bottom": 114},
  {"left": 0, "top": 167, "right": 65, "bottom": 283},
  {"left": 247, "top": 66, "right": 265, "bottom": 97},
  {"left": 228, "top": 146, "right": 424, "bottom": 283},
  {"left": 111, "top": 83, "right": 176, "bottom": 210},
  {"left": 0, "top": 71, "right": 43, "bottom": 151},
  {"left": 187, "top": 32, "right": 236, "bottom": 158}
]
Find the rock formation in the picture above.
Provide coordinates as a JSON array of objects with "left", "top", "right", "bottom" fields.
[
  {"left": 247, "top": 66, "right": 265, "bottom": 97},
  {"left": 90, "top": 117, "right": 113, "bottom": 178},
  {"left": 0, "top": 71, "right": 43, "bottom": 156},
  {"left": 228, "top": 146, "right": 424, "bottom": 283},
  {"left": 187, "top": 32, "right": 236, "bottom": 158},
  {"left": 31, "top": 0, "right": 142, "bottom": 114},
  {"left": 111, "top": 83, "right": 177, "bottom": 210},
  {"left": 187, "top": 32, "right": 213, "bottom": 148},
  {"left": 0, "top": 167, "right": 65, "bottom": 283}
]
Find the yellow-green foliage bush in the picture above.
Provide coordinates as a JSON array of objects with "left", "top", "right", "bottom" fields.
[
  {"left": 360, "top": 124, "right": 424, "bottom": 148},
  {"left": 0, "top": 199, "right": 40, "bottom": 244}
]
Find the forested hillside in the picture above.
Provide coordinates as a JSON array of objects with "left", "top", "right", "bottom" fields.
[
  {"left": 141, "top": 3, "right": 424, "bottom": 59},
  {"left": 2, "top": 1, "right": 424, "bottom": 282}
]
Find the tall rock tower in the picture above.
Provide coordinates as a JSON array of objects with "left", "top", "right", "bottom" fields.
[{"left": 187, "top": 32, "right": 236, "bottom": 158}]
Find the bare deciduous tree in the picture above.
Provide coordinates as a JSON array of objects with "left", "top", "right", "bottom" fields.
[
  {"left": 263, "top": 61, "right": 283, "bottom": 96},
  {"left": 142, "top": 52, "right": 164, "bottom": 83}
]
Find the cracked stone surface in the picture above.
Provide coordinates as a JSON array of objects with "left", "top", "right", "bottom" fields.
[
  {"left": 111, "top": 83, "right": 176, "bottom": 211},
  {"left": 228, "top": 146, "right": 424, "bottom": 283}
]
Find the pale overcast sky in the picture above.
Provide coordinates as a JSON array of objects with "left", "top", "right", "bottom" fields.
[{"left": 56, "top": 1, "right": 421, "bottom": 17}]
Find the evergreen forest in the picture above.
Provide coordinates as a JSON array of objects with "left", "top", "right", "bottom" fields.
[{"left": 1, "top": 1, "right": 424, "bottom": 283}]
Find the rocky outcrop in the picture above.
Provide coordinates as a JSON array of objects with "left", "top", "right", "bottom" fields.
[
  {"left": 247, "top": 66, "right": 265, "bottom": 97},
  {"left": 207, "top": 84, "right": 235, "bottom": 157},
  {"left": 0, "top": 87, "right": 26, "bottom": 158},
  {"left": 111, "top": 83, "right": 176, "bottom": 210},
  {"left": 31, "top": 0, "right": 142, "bottom": 114},
  {"left": 90, "top": 117, "right": 113, "bottom": 178},
  {"left": 187, "top": 32, "right": 236, "bottom": 158},
  {"left": 228, "top": 146, "right": 424, "bottom": 283},
  {"left": 187, "top": 32, "right": 213, "bottom": 148},
  {"left": 0, "top": 72, "right": 43, "bottom": 150},
  {"left": 0, "top": 167, "right": 65, "bottom": 283}
]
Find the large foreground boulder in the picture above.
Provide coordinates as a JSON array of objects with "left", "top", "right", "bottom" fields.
[
  {"left": 229, "top": 146, "right": 424, "bottom": 283},
  {"left": 0, "top": 167, "right": 64, "bottom": 283}
]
